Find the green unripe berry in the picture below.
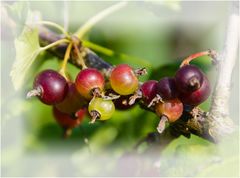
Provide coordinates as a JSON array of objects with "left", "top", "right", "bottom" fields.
[{"left": 88, "top": 98, "right": 115, "bottom": 121}]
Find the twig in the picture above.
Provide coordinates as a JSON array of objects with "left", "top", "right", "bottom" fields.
[{"left": 204, "top": 1, "right": 239, "bottom": 142}]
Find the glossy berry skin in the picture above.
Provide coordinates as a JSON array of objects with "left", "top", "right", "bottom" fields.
[
  {"left": 155, "top": 99, "right": 183, "bottom": 123},
  {"left": 55, "top": 82, "right": 87, "bottom": 114},
  {"left": 156, "top": 77, "right": 178, "bottom": 100},
  {"left": 53, "top": 107, "right": 86, "bottom": 129},
  {"left": 140, "top": 80, "right": 158, "bottom": 104},
  {"left": 179, "top": 75, "right": 211, "bottom": 106},
  {"left": 88, "top": 98, "right": 115, "bottom": 120},
  {"left": 75, "top": 68, "right": 105, "bottom": 99},
  {"left": 175, "top": 65, "right": 204, "bottom": 93},
  {"left": 34, "top": 70, "right": 68, "bottom": 105},
  {"left": 110, "top": 64, "right": 138, "bottom": 95}
]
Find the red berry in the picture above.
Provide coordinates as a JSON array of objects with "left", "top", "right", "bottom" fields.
[
  {"left": 31, "top": 69, "right": 68, "bottom": 105},
  {"left": 155, "top": 99, "right": 183, "bottom": 122},
  {"left": 140, "top": 80, "right": 158, "bottom": 104},
  {"left": 156, "top": 77, "right": 178, "bottom": 100},
  {"left": 179, "top": 75, "right": 211, "bottom": 106},
  {"left": 55, "top": 82, "right": 87, "bottom": 114},
  {"left": 175, "top": 65, "right": 204, "bottom": 93},
  {"left": 75, "top": 68, "right": 105, "bottom": 99},
  {"left": 53, "top": 107, "right": 86, "bottom": 129},
  {"left": 110, "top": 64, "right": 138, "bottom": 95}
]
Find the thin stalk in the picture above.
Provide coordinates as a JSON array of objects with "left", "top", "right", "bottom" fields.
[
  {"left": 82, "top": 40, "right": 152, "bottom": 68},
  {"left": 180, "top": 50, "right": 217, "bottom": 67},
  {"left": 59, "top": 42, "right": 73, "bottom": 78},
  {"left": 36, "top": 21, "right": 70, "bottom": 38},
  {"left": 73, "top": 43, "right": 87, "bottom": 69},
  {"left": 75, "top": 2, "right": 128, "bottom": 39},
  {"left": 40, "top": 39, "right": 70, "bottom": 51}
]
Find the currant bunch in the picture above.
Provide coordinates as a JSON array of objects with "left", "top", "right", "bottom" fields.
[{"left": 27, "top": 50, "right": 212, "bottom": 136}]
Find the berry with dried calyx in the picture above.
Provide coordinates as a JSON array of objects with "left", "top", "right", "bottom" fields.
[
  {"left": 155, "top": 98, "right": 183, "bottom": 133},
  {"left": 155, "top": 98, "right": 183, "bottom": 123},
  {"left": 75, "top": 68, "right": 105, "bottom": 99},
  {"left": 27, "top": 69, "right": 68, "bottom": 105},
  {"left": 175, "top": 65, "right": 204, "bottom": 93},
  {"left": 88, "top": 97, "right": 115, "bottom": 123},
  {"left": 179, "top": 75, "right": 211, "bottom": 106}
]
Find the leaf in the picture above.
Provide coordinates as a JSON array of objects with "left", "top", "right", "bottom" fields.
[
  {"left": 9, "top": 4, "right": 42, "bottom": 91},
  {"left": 10, "top": 26, "right": 42, "bottom": 90}
]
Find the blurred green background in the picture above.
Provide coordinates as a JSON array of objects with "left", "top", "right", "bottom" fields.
[{"left": 1, "top": 1, "right": 239, "bottom": 177}]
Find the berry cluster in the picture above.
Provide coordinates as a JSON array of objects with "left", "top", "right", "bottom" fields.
[{"left": 27, "top": 52, "right": 212, "bottom": 136}]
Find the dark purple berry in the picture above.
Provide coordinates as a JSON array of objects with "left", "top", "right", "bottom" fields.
[
  {"left": 156, "top": 77, "right": 178, "bottom": 100},
  {"left": 179, "top": 75, "right": 211, "bottom": 106},
  {"left": 29, "top": 69, "right": 68, "bottom": 105},
  {"left": 175, "top": 65, "right": 204, "bottom": 93},
  {"left": 140, "top": 80, "right": 158, "bottom": 104}
]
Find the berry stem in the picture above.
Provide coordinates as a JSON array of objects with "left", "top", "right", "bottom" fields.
[
  {"left": 40, "top": 38, "right": 70, "bottom": 51},
  {"left": 36, "top": 21, "right": 70, "bottom": 38},
  {"left": 75, "top": 2, "right": 128, "bottom": 39},
  {"left": 59, "top": 42, "right": 73, "bottom": 79},
  {"left": 73, "top": 42, "right": 87, "bottom": 69},
  {"left": 157, "top": 115, "right": 169, "bottom": 133},
  {"left": 180, "top": 49, "right": 218, "bottom": 67},
  {"left": 82, "top": 40, "right": 152, "bottom": 68}
]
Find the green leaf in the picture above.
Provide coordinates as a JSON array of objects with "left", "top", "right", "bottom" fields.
[
  {"left": 10, "top": 26, "right": 42, "bottom": 90},
  {"left": 8, "top": 8, "right": 68, "bottom": 91},
  {"left": 8, "top": 3, "right": 43, "bottom": 91}
]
